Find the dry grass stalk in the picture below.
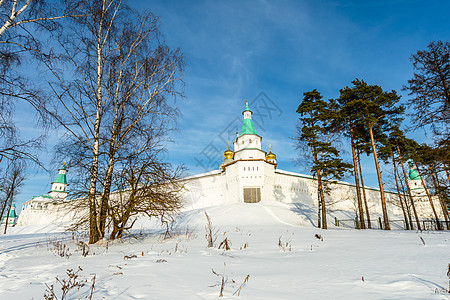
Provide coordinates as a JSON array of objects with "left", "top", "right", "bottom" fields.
[{"left": 233, "top": 275, "right": 250, "bottom": 296}]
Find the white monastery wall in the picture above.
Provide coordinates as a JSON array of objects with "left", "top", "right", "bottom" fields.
[{"left": 16, "top": 101, "right": 445, "bottom": 228}]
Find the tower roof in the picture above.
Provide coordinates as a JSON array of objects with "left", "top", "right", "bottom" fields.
[
  {"left": 240, "top": 101, "right": 258, "bottom": 136},
  {"left": 53, "top": 163, "right": 67, "bottom": 184},
  {"left": 53, "top": 174, "right": 67, "bottom": 184},
  {"left": 408, "top": 169, "right": 420, "bottom": 181},
  {"left": 240, "top": 119, "right": 258, "bottom": 135},
  {"left": 407, "top": 160, "right": 421, "bottom": 181},
  {"left": 8, "top": 203, "right": 18, "bottom": 219}
]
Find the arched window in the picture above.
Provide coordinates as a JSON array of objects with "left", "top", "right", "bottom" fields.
[{"left": 249, "top": 139, "right": 252, "bottom": 143}]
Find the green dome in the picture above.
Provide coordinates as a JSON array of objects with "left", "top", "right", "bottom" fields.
[{"left": 408, "top": 169, "right": 420, "bottom": 180}]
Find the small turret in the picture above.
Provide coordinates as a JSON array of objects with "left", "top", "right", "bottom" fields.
[
  {"left": 49, "top": 162, "right": 69, "bottom": 199},
  {"left": 221, "top": 142, "right": 234, "bottom": 169},
  {"left": 1, "top": 203, "right": 18, "bottom": 226}
]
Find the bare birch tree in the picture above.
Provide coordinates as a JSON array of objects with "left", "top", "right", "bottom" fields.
[
  {"left": 36, "top": 0, "right": 184, "bottom": 243},
  {"left": 0, "top": 160, "right": 25, "bottom": 233}
]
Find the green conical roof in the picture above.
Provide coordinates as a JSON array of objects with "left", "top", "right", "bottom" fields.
[
  {"left": 241, "top": 119, "right": 258, "bottom": 135},
  {"left": 8, "top": 204, "right": 18, "bottom": 219},
  {"left": 54, "top": 173, "right": 67, "bottom": 184}
]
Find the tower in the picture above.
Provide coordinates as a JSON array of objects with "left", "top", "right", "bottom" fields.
[
  {"left": 233, "top": 101, "right": 264, "bottom": 159},
  {"left": 1, "top": 203, "right": 18, "bottom": 226},
  {"left": 49, "top": 163, "right": 69, "bottom": 199},
  {"left": 407, "top": 161, "right": 425, "bottom": 197}
]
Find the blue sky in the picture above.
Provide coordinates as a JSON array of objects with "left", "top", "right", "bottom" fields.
[{"left": 11, "top": 0, "right": 450, "bottom": 210}]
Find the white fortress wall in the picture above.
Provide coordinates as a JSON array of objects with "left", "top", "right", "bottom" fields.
[
  {"left": 273, "top": 169, "right": 404, "bottom": 216},
  {"left": 179, "top": 170, "right": 224, "bottom": 209},
  {"left": 18, "top": 200, "right": 83, "bottom": 226}
]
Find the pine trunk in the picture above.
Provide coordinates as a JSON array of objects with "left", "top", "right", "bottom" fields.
[
  {"left": 392, "top": 154, "right": 409, "bottom": 230},
  {"left": 350, "top": 127, "right": 365, "bottom": 229},
  {"left": 415, "top": 163, "right": 440, "bottom": 230},
  {"left": 398, "top": 176, "right": 414, "bottom": 230},
  {"left": 396, "top": 144, "right": 421, "bottom": 231},
  {"left": 357, "top": 149, "right": 371, "bottom": 228},
  {"left": 430, "top": 170, "right": 450, "bottom": 230},
  {"left": 368, "top": 124, "right": 390, "bottom": 230},
  {"left": 317, "top": 189, "right": 321, "bottom": 228},
  {"left": 444, "top": 162, "right": 450, "bottom": 185},
  {"left": 316, "top": 169, "right": 327, "bottom": 229}
]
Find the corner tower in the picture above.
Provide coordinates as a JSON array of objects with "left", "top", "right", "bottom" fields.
[{"left": 49, "top": 163, "right": 69, "bottom": 199}]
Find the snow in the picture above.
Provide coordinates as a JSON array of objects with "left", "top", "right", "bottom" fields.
[{"left": 1, "top": 202, "right": 449, "bottom": 299}]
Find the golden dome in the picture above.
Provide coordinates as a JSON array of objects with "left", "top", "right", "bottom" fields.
[
  {"left": 266, "top": 144, "right": 276, "bottom": 161},
  {"left": 266, "top": 152, "right": 276, "bottom": 160},
  {"left": 223, "top": 143, "right": 233, "bottom": 159}
]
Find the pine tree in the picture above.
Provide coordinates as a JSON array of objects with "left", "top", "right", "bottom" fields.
[
  {"left": 403, "top": 41, "right": 450, "bottom": 142},
  {"left": 296, "top": 89, "right": 351, "bottom": 229},
  {"left": 337, "top": 79, "right": 404, "bottom": 230}
]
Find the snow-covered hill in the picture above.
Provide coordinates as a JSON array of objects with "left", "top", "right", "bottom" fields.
[{"left": 1, "top": 202, "right": 449, "bottom": 299}]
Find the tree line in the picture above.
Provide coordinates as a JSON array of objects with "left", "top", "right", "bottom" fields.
[{"left": 296, "top": 41, "right": 450, "bottom": 230}]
